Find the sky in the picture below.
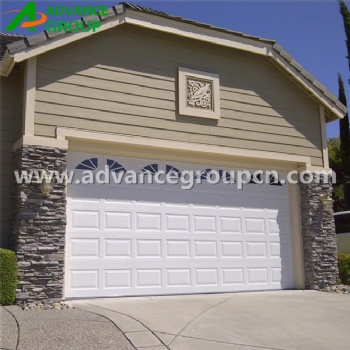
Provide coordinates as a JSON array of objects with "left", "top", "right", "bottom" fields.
[{"left": 1, "top": 0, "right": 350, "bottom": 139}]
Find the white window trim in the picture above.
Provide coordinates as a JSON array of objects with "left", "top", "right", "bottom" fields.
[{"left": 178, "top": 67, "right": 220, "bottom": 119}]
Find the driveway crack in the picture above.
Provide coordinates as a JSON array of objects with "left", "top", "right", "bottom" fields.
[
  {"left": 168, "top": 296, "right": 232, "bottom": 347},
  {"left": 83, "top": 303, "right": 171, "bottom": 350},
  {"left": 74, "top": 306, "right": 137, "bottom": 349},
  {"left": 155, "top": 331, "right": 287, "bottom": 350},
  {"left": 3, "top": 306, "right": 20, "bottom": 350}
]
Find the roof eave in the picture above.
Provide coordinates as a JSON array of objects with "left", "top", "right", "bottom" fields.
[
  {"left": 0, "top": 50, "right": 15, "bottom": 76},
  {"left": 269, "top": 46, "right": 346, "bottom": 121}
]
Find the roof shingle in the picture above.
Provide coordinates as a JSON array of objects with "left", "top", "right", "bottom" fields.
[{"left": 0, "top": 33, "right": 25, "bottom": 61}]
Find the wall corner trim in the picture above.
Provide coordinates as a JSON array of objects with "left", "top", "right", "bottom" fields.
[
  {"left": 319, "top": 105, "right": 329, "bottom": 169},
  {"left": 23, "top": 57, "right": 37, "bottom": 136}
]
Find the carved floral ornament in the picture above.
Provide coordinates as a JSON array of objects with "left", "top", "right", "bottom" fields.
[
  {"left": 187, "top": 78, "right": 213, "bottom": 110},
  {"left": 179, "top": 67, "right": 220, "bottom": 119}
]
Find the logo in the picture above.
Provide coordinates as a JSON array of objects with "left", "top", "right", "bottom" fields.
[
  {"left": 2, "top": 2, "right": 109, "bottom": 33},
  {"left": 3, "top": 2, "right": 47, "bottom": 31}
]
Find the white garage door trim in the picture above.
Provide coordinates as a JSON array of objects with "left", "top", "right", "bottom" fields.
[{"left": 65, "top": 151, "right": 295, "bottom": 298}]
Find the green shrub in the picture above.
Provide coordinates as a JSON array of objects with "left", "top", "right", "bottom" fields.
[
  {"left": 0, "top": 248, "right": 17, "bottom": 305},
  {"left": 338, "top": 254, "right": 350, "bottom": 285}
]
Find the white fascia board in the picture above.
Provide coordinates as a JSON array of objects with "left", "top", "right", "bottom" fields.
[
  {"left": 11, "top": 15, "right": 126, "bottom": 64},
  {"left": 0, "top": 51, "right": 15, "bottom": 76},
  {"left": 268, "top": 48, "right": 345, "bottom": 121},
  {"left": 124, "top": 11, "right": 272, "bottom": 56},
  {"left": 9, "top": 11, "right": 271, "bottom": 65}
]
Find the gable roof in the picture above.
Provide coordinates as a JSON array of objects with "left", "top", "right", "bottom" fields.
[{"left": 0, "top": 2, "right": 346, "bottom": 121}]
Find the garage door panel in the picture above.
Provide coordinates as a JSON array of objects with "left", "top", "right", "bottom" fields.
[
  {"left": 71, "top": 210, "right": 100, "bottom": 229},
  {"left": 104, "top": 212, "right": 132, "bottom": 231},
  {"left": 219, "top": 216, "right": 242, "bottom": 234},
  {"left": 244, "top": 217, "right": 266, "bottom": 234},
  {"left": 137, "top": 269, "right": 162, "bottom": 288},
  {"left": 247, "top": 268, "right": 269, "bottom": 284},
  {"left": 221, "top": 242, "right": 243, "bottom": 257},
  {"left": 222, "top": 268, "right": 245, "bottom": 285},
  {"left": 165, "top": 214, "right": 191, "bottom": 232},
  {"left": 69, "top": 269, "right": 99, "bottom": 290},
  {"left": 136, "top": 240, "right": 162, "bottom": 258},
  {"left": 195, "top": 268, "right": 219, "bottom": 286},
  {"left": 193, "top": 215, "right": 216, "bottom": 233},
  {"left": 70, "top": 239, "right": 100, "bottom": 258},
  {"left": 104, "top": 239, "right": 132, "bottom": 258},
  {"left": 194, "top": 241, "right": 218, "bottom": 257},
  {"left": 166, "top": 240, "right": 191, "bottom": 257},
  {"left": 105, "top": 269, "right": 132, "bottom": 289},
  {"left": 135, "top": 213, "right": 162, "bottom": 233},
  {"left": 166, "top": 269, "right": 192, "bottom": 287},
  {"left": 65, "top": 152, "right": 295, "bottom": 298},
  {"left": 246, "top": 242, "right": 267, "bottom": 258}
]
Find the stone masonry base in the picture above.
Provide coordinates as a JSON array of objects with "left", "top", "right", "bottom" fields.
[
  {"left": 299, "top": 177, "right": 339, "bottom": 289},
  {"left": 13, "top": 145, "right": 67, "bottom": 306}
]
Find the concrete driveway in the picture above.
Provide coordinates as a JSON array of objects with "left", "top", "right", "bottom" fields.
[{"left": 72, "top": 291, "right": 350, "bottom": 350}]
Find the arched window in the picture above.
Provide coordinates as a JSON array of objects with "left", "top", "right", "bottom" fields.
[
  {"left": 141, "top": 164, "right": 158, "bottom": 175},
  {"left": 75, "top": 158, "right": 98, "bottom": 170},
  {"left": 107, "top": 159, "right": 126, "bottom": 173},
  {"left": 166, "top": 165, "right": 181, "bottom": 176}
]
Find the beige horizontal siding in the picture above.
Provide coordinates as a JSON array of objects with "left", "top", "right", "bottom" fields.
[
  {"left": 37, "top": 47, "right": 319, "bottom": 107},
  {"left": 34, "top": 97, "right": 320, "bottom": 149},
  {"left": 35, "top": 24, "right": 324, "bottom": 166},
  {"left": 0, "top": 66, "right": 23, "bottom": 247}
]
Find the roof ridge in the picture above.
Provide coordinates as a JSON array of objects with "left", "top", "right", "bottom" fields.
[{"left": 121, "top": 2, "right": 276, "bottom": 44}]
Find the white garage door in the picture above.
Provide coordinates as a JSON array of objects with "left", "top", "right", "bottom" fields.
[{"left": 65, "top": 152, "right": 295, "bottom": 298}]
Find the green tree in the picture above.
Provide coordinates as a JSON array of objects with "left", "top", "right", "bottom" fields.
[
  {"left": 328, "top": 137, "right": 345, "bottom": 212},
  {"left": 338, "top": 1, "right": 350, "bottom": 209},
  {"left": 338, "top": 74, "right": 350, "bottom": 164},
  {"left": 328, "top": 137, "right": 342, "bottom": 170},
  {"left": 339, "top": 1, "right": 350, "bottom": 72}
]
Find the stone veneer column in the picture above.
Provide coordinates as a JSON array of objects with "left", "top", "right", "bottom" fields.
[
  {"left": 299, "top": 175, "right": 339, "bottom": 289},
  {"left": 13, "top": 145, "right": 67, "bottom": 306}
]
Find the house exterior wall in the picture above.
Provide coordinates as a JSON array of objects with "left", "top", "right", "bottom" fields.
[
  {"left": 5, "top": 23, "right": 341, "bottom": 306},
  {"left": 0, "top": 65, "right": 24, "bottom": 248},
  {"left": 34, "top": 24, "right": 324, "bottom": 167}
]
